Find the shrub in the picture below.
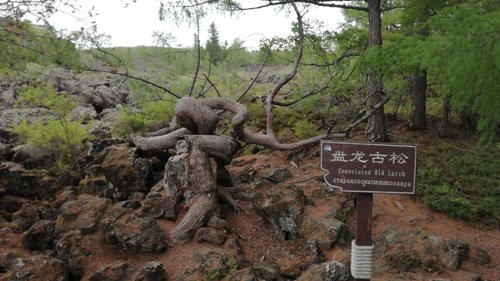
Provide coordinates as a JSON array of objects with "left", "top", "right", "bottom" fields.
[
  {"left": 293, "top": 119, "right": 320, "bottom": 139},
  {"left": 112, "top": 100, "right": 175, "bottom": 138},
  {"left": 10, "top": 83, "right": 93, "bottom": 169}
]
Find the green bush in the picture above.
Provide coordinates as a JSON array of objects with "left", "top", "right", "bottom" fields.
[
  {"left": 10, "top": 83, "right": 93, "bottom": 169},
  {"left": 112, "top": 100, "right": 175, "bottom": 138},
  {"left": 293, "top": 119, "right": 320, "bottom": 139}
]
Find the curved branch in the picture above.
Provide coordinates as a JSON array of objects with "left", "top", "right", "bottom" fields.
[
  {"left": 264, "top": 1, "right": 305, "bottom": 139},
  {"left": 131, "top": 128, "right": 191, "bottom": 151},
  {"left": 82, "top": 67, "right": 181, "bottom": 99},
  {"left": 271, "top": 87, "right": 324, "bottom": 107},
  {"left": 185, "top": 134, "right": 239, "bottom": 165},
  {"left": 143, "top": 117, "right": 178, "bottom": 137},
  {"left": 201, "top": 98, "right": 248, "bottom": 137},
  {"left": 198, "top": 98, "right": 345, "bottom": 151},
  {"left": 241, "top": 131, "right": 345, "bottom": 150}
]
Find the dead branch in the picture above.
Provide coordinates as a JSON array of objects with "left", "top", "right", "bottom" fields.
[
  {"left": 82, "top": 67, "right": 181, "bottom": 99},
  {"left": 344, "top": 94, "right": 390, "bottom": 137},
  {"left": 202, "top": 73, "right": 222, "bottom": 97},
  {"left": 189, "top": 17, "right": 202, "bottom": 97},
  {"left": 143, "top": 117, "right": 178, "bottom": 137},
  {"left": 237, "top": 51, "right": 270, "bottom": 103},
  {"left": 131, "top": 128, "right": 191, "bottom": 151},
  {"left": 271, "top": 85, "right": 326, "bottom": 107}
]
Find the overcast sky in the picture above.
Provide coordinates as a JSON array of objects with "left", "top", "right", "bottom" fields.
[{"left": 49, "top": 0, "right": 345, "bottom": 50}]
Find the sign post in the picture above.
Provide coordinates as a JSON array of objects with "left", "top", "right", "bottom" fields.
[{"left": 321, "top": 141, "right": 417, "bottom": 280}]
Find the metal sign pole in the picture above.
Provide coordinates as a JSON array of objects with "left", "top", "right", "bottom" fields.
[{"left": 354, "top": 192, "right": 373, "bottom": 281}]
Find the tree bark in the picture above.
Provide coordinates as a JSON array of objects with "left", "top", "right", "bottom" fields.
[
  {"left": 439, "top": 95, "right": 451, "bottom": 138},
  {"left": 167, "top": 141, "right": 219, "bottom": 243},
  {"left": 409, "top": 70, "right": 427, "bottom": 130},
  {"left": 366, "top": 0, "right": 388, "bottom": 142}
]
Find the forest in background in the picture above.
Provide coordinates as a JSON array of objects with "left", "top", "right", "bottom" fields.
[{"left": 0, "top": 0, "right": 498, "bottom": 228}]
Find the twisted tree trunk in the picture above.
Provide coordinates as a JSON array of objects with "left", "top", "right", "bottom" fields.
[{"left": 165, "top": 141, "right": 218, "bottom": 243}]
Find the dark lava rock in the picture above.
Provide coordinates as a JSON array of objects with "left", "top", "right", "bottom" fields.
[
  {"left": 12, "top": 144, "right": 55, "bottom": 169},
  {"left": 253, "top": 185, "right": 305, "bottom": 240},
  {"left": 301, "top": 217, "right": 347, "bottom": 251},
  {"left": 296, "top": 260, "right": 350, "bottom": 281},
  {"left": 264, "top": 168, "right": 293, "bottom": 183},
  {"left": 0, "top": 254, "right": 69, "bottom": 281},
  {"left": 194, "top": 227, "right": 227, "bottom": 245},
  {"left": 10, "top": 203, "right": 43, "bottom": 232},
  {"left": 89, "top": 261, "right": 130, "bottom": 281},
  {"left": 134, "top": 262, "right": 167, "bottom": 281},
  {"left": 104, "top": 213, "right": 167, "bottom": 253},
  {"left": 55, "top": 230, "right": 93, "bottom": 280},
  {"left": 0, "top": 162, "right": 54, "bottom": 198},
  {"left": 55, "top": 195, "right": 111, "bottom": 234},
  {"left": 100, "top": 144, "right": 154, "bottom": 201},
  {"left": 22, "top": 219, "right": 56, "bottom": 251}
]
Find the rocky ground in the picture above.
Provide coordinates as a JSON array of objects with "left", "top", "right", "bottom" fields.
[{"left": 0, "top": 70, "right": 498, "bottom": 281}]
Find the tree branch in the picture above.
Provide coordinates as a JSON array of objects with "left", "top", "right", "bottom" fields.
[
  {"left": 263, "top": 1, "right": 304, "bottom": 139},
  {"left": 237, "top": 51, "right": 270, "bottom": 103},
  {"left": 344, "top": 94, "right": 390, "bottom": 137},
  {"left": 189, "top": 16, "right": 202, "bottom": 97},
  {"left": 230, "top": 0, "right": 367, "bottom": 11},
  {"left": 81, "top": 67, "right": 181, "bottom": 99},
  {"left": 131, "top": 128, "right": 192, "bottom": 151}
]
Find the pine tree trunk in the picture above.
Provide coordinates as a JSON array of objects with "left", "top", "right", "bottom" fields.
[
  {"left": 409, "top": 70, "right": 427, "bottom": 130},
  {"left": 439, "top": 95, "right": 451, "bottom": 137},
  {"left": 366, "top": 0, "right": 388, "bottom": 142}
]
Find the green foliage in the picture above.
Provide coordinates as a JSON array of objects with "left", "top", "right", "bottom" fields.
[
  {"left": 15, "top": 82, "right": 76, "bottom": 113},
  {"left": 223, "top": 38, "right": 255, "bottom": 67},
  {"left": 419, "top": 0, "right": 500, "bottom": 143},
  {"left": 0, "top": 19, "right": 81, "bottom": 72},
  {"left": 10, "top": 83, "right": 93, "bottom": 169},
  {"left": 206, "top": 269, "right": 222, "bottom": 281},
  {"left": 113, "top": 100, "right": 175, "bottom": 138},
  {"left": 293, "top": 120, "right": 320, "bottom": 139},
  {"left": 418, "top": 144, "right": 500, "bottom": 228},
  {"left": 203, "top": 256, "right": 239, "bottom": 281}
]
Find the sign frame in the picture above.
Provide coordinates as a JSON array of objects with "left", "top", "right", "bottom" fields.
[{"left": 320, "top": 141, "right": 417, "bottom": 194}]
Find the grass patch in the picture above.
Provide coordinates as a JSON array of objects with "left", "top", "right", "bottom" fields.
[{"left": 417, "top": 143, "right": 499, "bottom": 228}]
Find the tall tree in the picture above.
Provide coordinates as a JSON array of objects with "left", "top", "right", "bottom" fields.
[
  {"left": 205, "top": 21, "right": 224, "bottom": 65},
  {"left": 365, "top": 0, "right": 388, "bottom": 141},
  {"left": 399, "top": 0, "right": 435, "bottom": 130},
  {"left": 418, "top": 0, "right": 499, "bottom": 143},
  {"left": 408, "top": 70, "right": 427, "bottom": 129}
]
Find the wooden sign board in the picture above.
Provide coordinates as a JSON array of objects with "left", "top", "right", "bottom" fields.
[{"left": 321, "top": 141, "right": 417, "bottom": 194}]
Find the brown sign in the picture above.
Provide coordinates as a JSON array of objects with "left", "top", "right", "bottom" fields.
[{"left": 320, "top": 141, "right": 417, "bottom": 194}]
